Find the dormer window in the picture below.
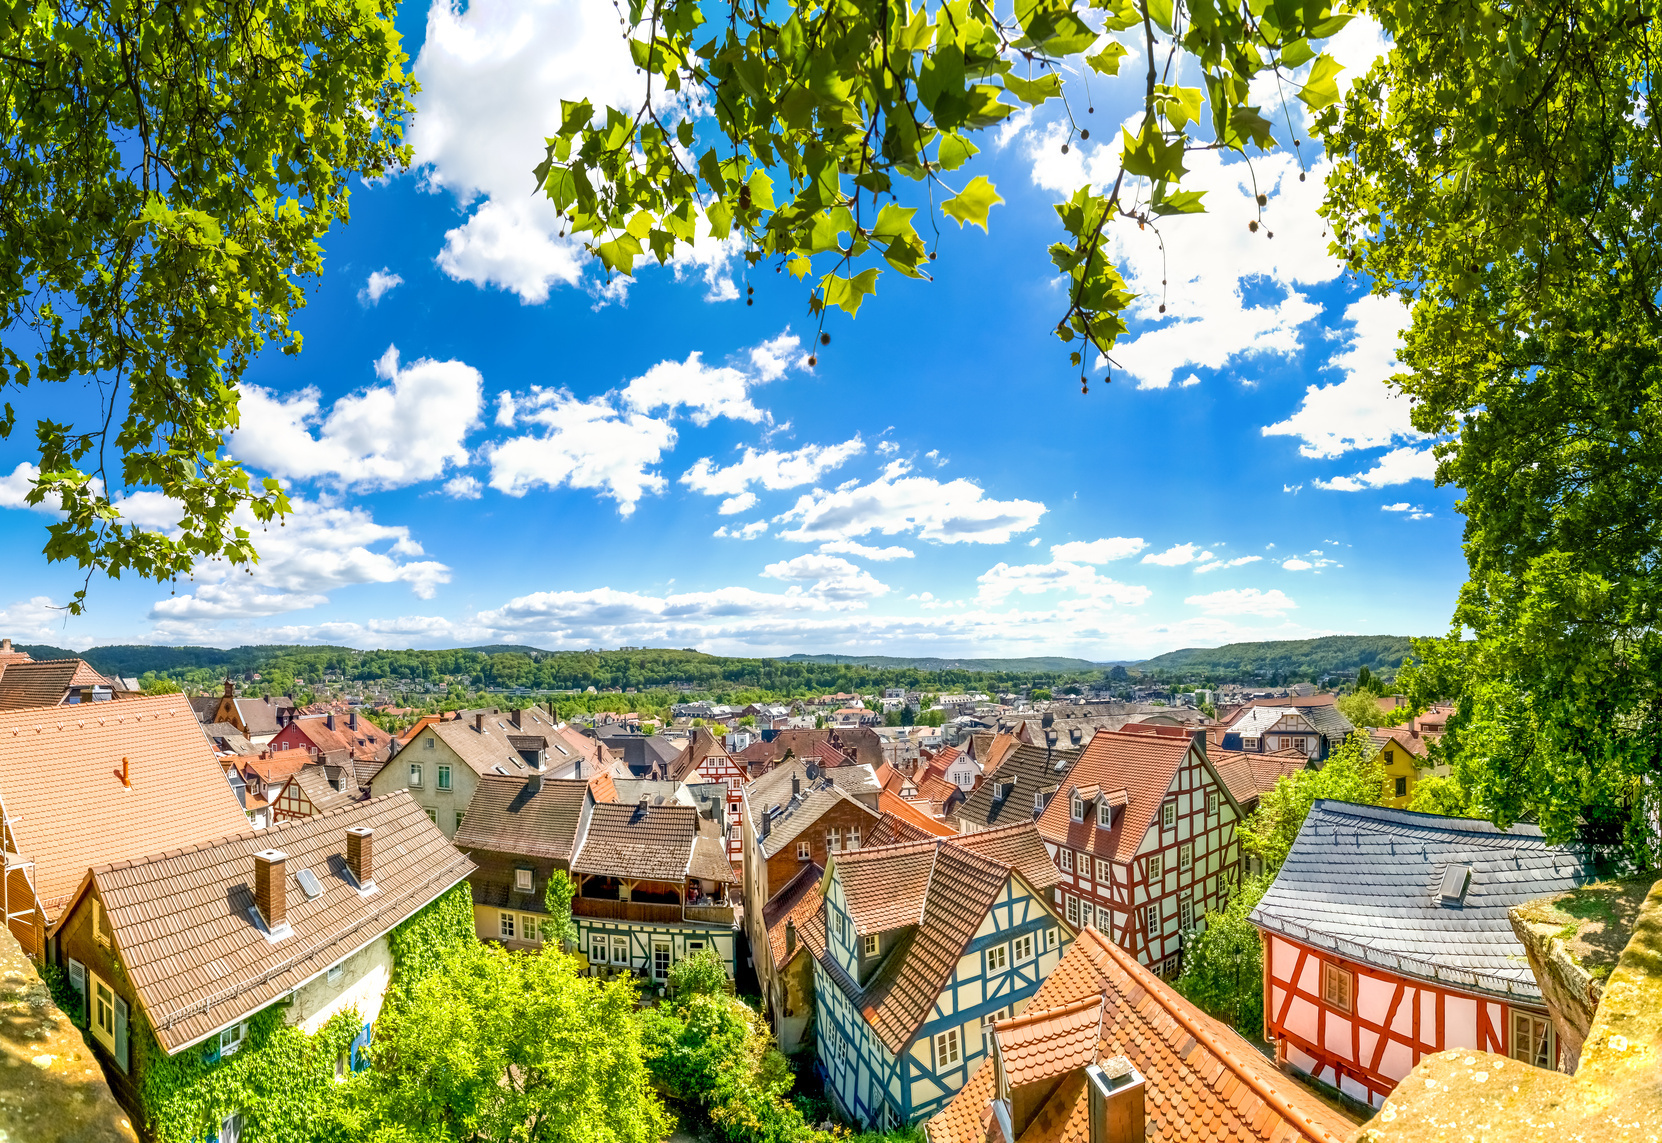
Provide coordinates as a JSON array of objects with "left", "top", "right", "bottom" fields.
[
  {"left": 1033, "top": 790, "right": 1045, "bottom": 811},
  {"left": 1070, "top": 793, "right": 1085, "bottom": 821},
  {"left": 1097, "top": 798, "right": 1112, "bottom": 828},
  {"left": 863, "top": 933, "right": 879, "bottom": 957}
]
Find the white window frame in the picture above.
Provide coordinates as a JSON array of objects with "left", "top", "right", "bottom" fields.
[
  {"left": 1511, "top": 1010, "right": 1555, "bottom": 1069},
  {"left": 1179, "top": 897, "right": 1194, "bottom": 931},
  {"left": 590, "top": 932, "right": 608, "bottom": 964},
  {"left": 408, "top": 763, "right": 423, "bottom": 788},
  {"left": 437, "top": 765, "right": 452, "bottom": 791},
  {"left": 864, "top": 933, "right": 879, "bottom": 957},
  {"left": 524, "top": 914, "right": 540, "bottom": 942},
  {"left": 1207, "top": 790, "right": 1219, "bottom": 816},
  {"left": 1065, "top": 894, "right": 1080, "bottom": 926},
  {"left": 1097, "top": 798, "right": 1112, "bottom": 827},
  {"left": 611, "top": 934, "right": 629, "bottom": 965},
  {"left": 980, "top": 1008, "right": 1007, "bottom": 1053},
  {"left": 500, "top": 912, "right": 516, "bottom": 939},
  {"left": 92, "top": 976, "right": 116, "bottom": 1050},
  {"left": 218, "top": 1021, "right": 249, "bottom": 1057},
  {"left": 1033, "top": 790, "right": 1045, "bottom": 811},
  {"left": 1059, "top": 849, "right": 1073, "bottom": 872},
  {"left": 1243, "top": 736, "right": 1259, "bottom": 751},
  {"left": 1097, "top": 903, "right": 1113, "bottom": 931},
  {"left": 515, "top": 867, "right": 534, "bottom": 893},
  {"left": 848, "top": 825, "right": 860, "bottom": 850},
  {"left": 934, "top": 1028, "right": 960, "bottom": 1067},
  {"left": 1096, "top": 858, "right": 1112, "bottom": 883},
  {"left": 1070, "top": 794, "right": 1085, "bottom": 821},
  {"left": 1014, "top": 933, "right": 1035, "bottom": 961},
  {"left": 1161, "top": 801, "right": 1176, "bottom": 829},
  {"left": 827, "top": 827, "right": 842, "bottom": 852},
  {"left": 1322, "top": 962, "right": 1354, "bottom": 1013},
  {"left": 326, "top": 963, "right": 344, "bottom": 985},
  {"left": 796, "top": 840, "right": 811, "bottom": 861},
  {"left": 1145, "top": 904, "right": 1160, "bottom": 935},
  {"left": 424, "top": 736, "right": 435, "bottom": 750},
  {"left": 1147, "top": 853, "right": 1163, "bottom": 881},
  {"left": 985, "top": 943, "right": 1008, "bottom": 972},
  {"left": 1179, "top": 843, "right": 1193, "bottom": 871}
]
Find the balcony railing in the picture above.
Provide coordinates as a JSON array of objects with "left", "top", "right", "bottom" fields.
[
  {"left": 682, "top": 904, "right": 736, "bottom": 926},
  {"left": 570, "top": 898, "right": 737, "bottom": 926}
]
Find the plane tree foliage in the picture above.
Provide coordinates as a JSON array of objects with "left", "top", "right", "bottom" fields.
[
  {"left": 1328, "top": 0, "right": 1662, "bottom": 864},
  {"left": 0, "top": 0, "right": 415, "bottom": 607},
  {"left": 539, "top": 0, "right": 1357, "bottom": 379}
]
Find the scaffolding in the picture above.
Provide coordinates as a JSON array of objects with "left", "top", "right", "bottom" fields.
[{"left": 0, "top": 794, "right": 41, "bottom": 958}]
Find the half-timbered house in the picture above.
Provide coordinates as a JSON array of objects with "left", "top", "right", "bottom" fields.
[
  {"left": 1034, "top": 729, "right": 1266, "bottom": 979},
  {"left": 813, "top": 825, "right": 1072, "bottom": 1129},
  {"left": 271, "top": 764, "right": 357, "bottom": 821},
  {"left": 670, "top": 727, "right": 751, "bottom": 862},
  {"left": 1250, "top": 800, "right": 1598, "bottom": 1107}
]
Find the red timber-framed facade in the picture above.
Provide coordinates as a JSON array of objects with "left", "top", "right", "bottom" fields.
[
  {"left": 1250, "top": 800, "right": 1597, "bottom": 1108},
  {"left": 1033, "top": 729, "right": 1247, "bottom": 979},
  {"left": 672, "top": 727, "right": 751, "bottom": 863}
]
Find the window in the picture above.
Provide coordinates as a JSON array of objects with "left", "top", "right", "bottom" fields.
[
  {"left": 985, "top": 944, "right": 1008, "bottom": 972},
  {"left": 980, "top": 1008, "right": 1007, "bottom": 1052},
  {"left": 1145, "top": 904, "right": 1160, "bottom": 934},
  {"left": 456, "top": 810, "right": 465, "bottom": 832},
  {"left": 797, "top": 840, "right": 811, "bottom": 861},
  {"left": 67, "top": 959, "right": 86, "bottom": 1024},
  {"left": 218, "top": 1022, "right": 248, "bottom": 1057},
  {"left": 1065, "top": 893, "right": 1080, "bottom": 926},
  {"left": 652, "top": 942, "right": 671, "bottom": 979},
  {"left": 848, "top": 825, "right": 860, "bottom": 850},
  {"left": 1161, "top": 802, "right": 1176, "bottom": 829},
  {"left": 1147, "top": 853, "right": 1163, "bottom": 881},
  {"left": 1160, "top": 955, "right": 1180, "bottom": 977},
  {"left": 1179, "top": 897, "right": 1194, "bottom": 931},
  {"left": 1244, "top": 737, "right": 1259, "bottom": 750},
  {"left": 92, "top": 977, "right": 115, "bottom": 1049},
  {"left": 1059, "top": 849, "right": 1073, "bottom": 872},
  {"left": 425, "top": 808, "right": 437, "bottom": 823},
  {"left": 1287, "top": 736, "right": 1310, "bottom": 754},
  {"left": 934, "top": 1028, "right": 960, "bottom": 1067},
  {"left": 500, "top": 912, "right": 516, "bottom": 939},
  {"left": 424, "top": 736, "right": 435, "bottom": 750},
  {"left": 1014, "top": 933, "right": 1035, "bottom": 961},
  {"left": 437, "top": 765, "right": 452, "bottom": 791},
  {"left": 1207, "top": 790, "right": 1219, "bottom": 816},
  {"left": 524, "top": 915, "right": 540, "bottom": 942},
  {"left": 1097, "top": 798, "right": 1112, "bottom": 827},
  {"left": 590, "top": 933, "right": 608, "bottom": 964},
  {"left": 408, "top": 764, "right": 423, "bottom": 788},
  {"left": 1097, "top": 903, "right": 1113, "bottom": 931},
  {"left": 1070, "top": 793, "right": 1085, "bottom": 821},
  {"left": 611, "top": 935, "right": 629, "bottom": 965},
  {"left": 1077, "top": 850, "right": 1091, "bottom": 874},
  {"left": 1511, "top": 1010, "right": 1555, "bottom": 1069},
  {"left": 827, "top": 827, "right": 842, "bottom": 852},
  {"left": 864, "top": 933, "right": 879, "bottom": 957},
  {"left": 1033, "top": 790, "right": 1045, "bottom": 811},
  {"left": 1395, "top": 776, "right": 1409, "bottom": 798},
  {"left": 1322, "top": 962, "right": 1354, "bottom": 1013},
  {"left": 515, "top": 868, "right": 534, "bottom": 893},
  {"left": 327, "top": 963, "right": 344, "bottom": 985},
  {"left": 1096, "top": 859, "right": 1112, "bottom": 883},
  {"left": 1179, "top": 843, "right": 1193, "bottom": 871}
]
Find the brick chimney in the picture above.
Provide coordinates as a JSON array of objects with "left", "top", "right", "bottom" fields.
[
  {"left": 510, "top": 708, "right": 522, "bottom": 729},
  {"left": 254, "top": 849, "right": 287, "bottom": 929},
  {"left": 1086, "top": 1057, "right": 1146, "bottom": 1143},
  {"left": 1189, "top": 728, "right": 1207, "bottom": 759},
  {"left": 475, "top": 713, "right": 485, "bottom": 733},
  {"left": 346, "top": 827, "right": 373, "bottom": 887}
]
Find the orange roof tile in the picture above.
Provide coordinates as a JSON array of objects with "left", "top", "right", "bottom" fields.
[
  {"left": 1035, "top": 730, "right": 1215, "bottom": 863},
  {"left": 877, "top": 790, "right": 956, "bottom": 837},
  {"left": 950, "top": 821, "right": 1061, "bottom": 894},
  {"left": 925, "top": 927, "right": 1356, "bottom": 1143},
  {"left": 761, "top": 861, "right": 824, "bottom": 969},
  {"left": 0, "top": 693, "right": 251, "bottom": 920},
  {"left": 994, "top": 994, "right": 1103, "bottom": 1087}
]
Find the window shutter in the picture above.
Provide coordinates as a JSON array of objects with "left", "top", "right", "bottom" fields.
[
  {"left": 113, "top": 995, "right": 129, "bottom": 1073},
  {"left": 67, "top": 959, "right": 86, "bottom": 1024}
]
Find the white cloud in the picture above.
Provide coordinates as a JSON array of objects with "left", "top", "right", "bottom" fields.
[
  {"left": 1195, "top": 555, "right": 1263, "bottom": 573},
  {"left": 1281, "top": 558, "right": 1313, "bottom": 571},
  {"left": 877, "top": 440, "right": 900, "bottom": 455},
  {"left": 713, "top": 521, "right": 769, "bottom": 540},
  {"left": 1281, "top": 553, "right": 1342, "bottom": 571},
  {"left": 776, "top": 461, "right": 1045, "bottom": 545},
  {"left": 0, "top": 462, "right": 46, "bottom": 513},
  {"left": 147, "top": 498, "right": 451, "bottom": 630},
  {"left": 443, "top": 475, "right": 483, "bottom": 499},
  {"left": 1050, "top": 537, "right": 1146, "bottom": 564},
  {"left": 718, "top": 492, "right": 758, "bottom": 515},
  {"left": 1185, "top": 588, "right": 1298, "bottom": 617},
  {"left": 976, "top": 559, "right": 1151, "bottom": 606},
  {"left": 681, "top": 437, "right": 865, "bottom": 498},
  {"left": 410, "top": 0, "right": 645, "bottom": 303},
  {"left": 0, "top": 596, "right": 71, "bottom": 642},
  {"left": 817, "top": 540, "right": 915, "bottom": 561},
  {"left": 1315, "top": 446, "right": 1439, "bottom": 491},
  {"left": 749, "top": 331, "right": 810, "bottom": 382},
  {"left": 760, "top": 554, "right": 890, "bottom": 603},
  {"left": 358, "top": 268, "right": 405, "bottom": 306},
  {"left": 230, "top": 347, "right": 482, "bottom": 490},
  {"left": 1382, "top": 502, "right": 1411, "bottom": 512},
  {"left": 1262, "top": 295, "right": 1420, "bottom": 458},
  {"left": 1141, "top": 542, "right": 1213, "bottom": 567},
  {"left": 621, "top": 348, "right": 782, "bottom": 426}
]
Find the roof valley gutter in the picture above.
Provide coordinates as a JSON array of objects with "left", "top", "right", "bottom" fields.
[{"left": 153, "top": 856, "right": 474, "bottom": 1053}]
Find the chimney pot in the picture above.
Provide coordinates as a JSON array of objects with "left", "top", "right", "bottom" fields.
[
  {"left": 254, "top": 849, "right": 287, "bottom": 929},
  {"left": 785, "top": 918, "right": 797, "bottom": 955},
  {"left": 346, "top": 827, "right": 374, "bottom": 887}
]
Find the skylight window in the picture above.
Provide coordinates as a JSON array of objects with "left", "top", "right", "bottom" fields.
[
  {"left": 296, "top": 868, "right": 324, "bottom": 900},
  {"left": 1438, "top": 864, "right": 1471, "bottom": 904}
]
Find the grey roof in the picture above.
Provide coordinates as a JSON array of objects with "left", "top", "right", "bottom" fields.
[
  {"left": 594, "top": 731, "right": 683, "bottom": 777},
  {"left": 1296, "top": 703, "right": 1356, "bottom": 739},
  {"left": 954, "top": 742, "right": 1080, "bottom": 831},
  {"left": 1249, "top": 800, "right": 1597, "bottom": 1001},
  {"left": 1227, "top": 707, "right": 1294, "bottom": 737},
  {"left": 746, "top": 760, "right": 883, "bottom": 858}
]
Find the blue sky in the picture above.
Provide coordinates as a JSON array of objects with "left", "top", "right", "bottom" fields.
[{"left": 0, "top": 1, "right": 1464, "bottom": 659}]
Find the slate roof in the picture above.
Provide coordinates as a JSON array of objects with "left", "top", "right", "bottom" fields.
[
  {"left": 62, "top": 791, "right": 471, "bottom": 1053},
  {"left": 452, "top": 775, "right": 602, "bottom": 861},
  {"left": 0, "top": 694, "right": 252, "bottom": 920},
  {"left": 571, "top": 800, "right": 738, "bottom": 884},
  {"left": 1035, "top": 731, "right": 1226, "bottom": 864},
  {"left": 593, "top": 731, "right": 683, "bottom": 777},
  {"left": 821, "top": 837, "right": 1048, "bottom": 1055},
  {"left": 925, "top": 927, "right": 1355, "bottom": 1143},
  {"left": 954, "top": 743, "right": 1081, "bottom": 831},
  {"left": 1228, "top": 706, "right": 1303, "bottom": 738},
  {"left": 1249, "top": 800, "right": 1598, "bottom": 1000},
  {"left": 762, "top": 861, "right": 825, "bottom": 969},
  {"left": 1296, "top": 703, "right": 1355, "bottom": 740},
  {"left": 0, "top": 658, "right": 112, "bottom": 710},
  {"left": 747, "top": 760, "right": 883, "bottom": 858},
  {"left": 285, "top": 766, "right": 355, "bottom": 814}
]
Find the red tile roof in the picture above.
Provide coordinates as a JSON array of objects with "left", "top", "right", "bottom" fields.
[
  {"left": 995, "top": 994, "right": 1103, "bottom": 1087},
  {"left": 925, "top": 927, "right": 1356, "bottom": 1143},
  {"left": 1210, "top": 749, "right": 1309, "bottom": 810},
  {"left": 877, "top": 790, "right": 956, "bottom": 837},
  {"left": 950, "top": 821, "right": 1061, "bottom": 895},
  {"left": 762, "top": 861, "right": 824, "bottom": 970},
  {"left": 1035, "top": 730, "right": 1209, "bottom": 863}
]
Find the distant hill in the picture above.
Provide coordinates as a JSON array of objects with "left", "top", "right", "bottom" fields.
[
  {"left": 779, "top": 654, "right": 1108, "bottom": 672},
  {"left": 15, "top": 643, "right": 77, "bottom": 662},
  {"left": 1132, "top": 635, "right": 1417, "bottom": 679},
  {"left": 59, "top": 644, "right": 362, "bottom": 678}
]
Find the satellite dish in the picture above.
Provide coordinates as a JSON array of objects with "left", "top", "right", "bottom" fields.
[{"left": 1042, "top": 711, "right": 1055, "bottom": 729}]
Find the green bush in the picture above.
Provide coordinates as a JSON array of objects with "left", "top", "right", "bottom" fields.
[
  {"left": 1174, "top": 876, "right": 1269, "bottom": 1035},
  {"left": 668, "top": 948, "right": 730, "bottom": 1001}
]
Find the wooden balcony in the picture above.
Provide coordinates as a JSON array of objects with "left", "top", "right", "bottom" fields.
[{"left": 682, "top": 903, "right": 736, "bottom": 926}]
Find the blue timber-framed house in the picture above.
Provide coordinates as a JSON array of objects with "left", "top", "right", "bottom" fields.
[{"left": 811, "top": 822, "right": 1073, "bottom": 1129}]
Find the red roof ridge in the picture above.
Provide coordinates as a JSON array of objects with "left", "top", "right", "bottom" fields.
[
  {"left": 992, "top": 991, "right": 1102, "bottom": 1036},
  {"left": 1091, "top": 930, "right": 1347, "bottom": 1143}
]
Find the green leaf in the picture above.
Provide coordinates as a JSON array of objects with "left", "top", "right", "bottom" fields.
[
  {"left": 821, "top": 268, "right": 880, "bottom": 316},
  {"left": 1279, "top": 37, "right": 1315, "bottom": 68},
  {"left": 1120, "top": 122, "right": 1189, "bottom": 181},
  {"left": 941, "top": 175, "right": 1003, "bottom": 231},
  {"left": 936, "top": 134, "right": 980, "bottom": 171},
  {"left": 558, "top": 99, "right": 593, "bottom": 137},
  {"left": 1297, "top": 53, "right": 1344, "bottom": 110},
  {"left": 1151, "top": 188, "right": 1208, "bottom": 215},
  {"left": 1086, "top": 40, "right": 1128, "bottom": 76},
  {"left": 596, "top": 232, "right": 644, "bottom": 275},
  {"left": 1146, "top": 0, "right": 1175, "bottom": 33},
  {"left": 1160, "top": 85, "right": 1205, "bottom": 131},
  {"left": 1003, "top": 71, "right": 1062, "bottom": 107},
  {"left": 1229, "top": 105, "right": 1276, "bottom": 150}
]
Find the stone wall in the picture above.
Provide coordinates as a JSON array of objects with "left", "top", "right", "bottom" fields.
[{"left": 1509, "top": 903, "right": 1603, "bottom": 1069}]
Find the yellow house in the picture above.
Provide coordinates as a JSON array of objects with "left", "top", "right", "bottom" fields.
[{"left": 1369, "top": 729, "right": 1430, "bottom": 807}]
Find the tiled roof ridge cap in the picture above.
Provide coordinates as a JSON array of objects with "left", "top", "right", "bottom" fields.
[
  {"left": 1094, "top": 933, "right": 1346, "bottom": 1143},
  {"left": 993, "top": 992, "right": 1102, "bottom": 1036},
  {"left": 0, "top": 689, "right": 185, "bottom": 724},
  {"left": 949, "top": 819, "right": 1042, "bottom": 844}
]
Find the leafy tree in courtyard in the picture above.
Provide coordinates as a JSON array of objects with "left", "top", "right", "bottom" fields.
[
  {"left": 0, "top": 0, "right": 415, "bottom": 607},
  {"left": 542, "top": 870, "right": 580, "bottom": 951},
  {"left": 1335, "top": 690, "right": 1398, "bottom": 730},
  {"left": 1237, "top": 732, "right": 1385, "bottom": 876},
  {"left": 1175, "top": 875, "right": 1267, "bottom": 1035}
]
